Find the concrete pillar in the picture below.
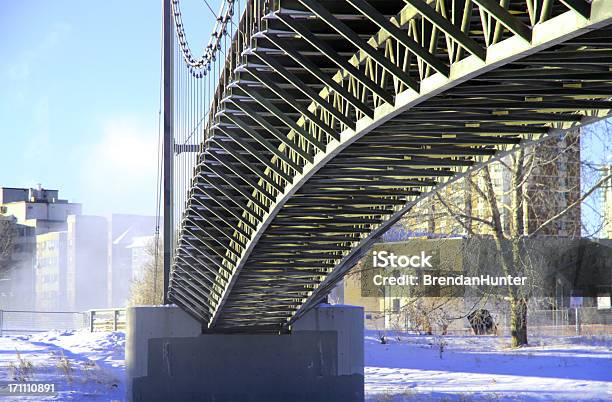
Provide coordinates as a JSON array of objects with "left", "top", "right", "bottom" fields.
[
  {"left": 125, "top": 306, "right": 201, "bottom": 401},
  {"left": 127, "top": 304, "right": 365, "bottom": 401},
  {"left": 292, "top": 304, "right": 364, "bottom": 376}
]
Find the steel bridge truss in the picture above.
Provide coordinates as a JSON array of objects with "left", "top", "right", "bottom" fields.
[{"left": 168, "top": 0, "right": 612, "bottom": 332}]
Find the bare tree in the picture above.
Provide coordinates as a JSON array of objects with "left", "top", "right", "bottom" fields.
[
  {"left": 346, "top": 236, "right": 485, "bottom": 336},
  {"left": 129, "top": 238, "right": 164, "bottom": 306},
  {"left": 0, "top": 218, "right": 17, "bottom": 279},
  {"left": 411, "top": 125, "right": 612, "bottom": 347}
]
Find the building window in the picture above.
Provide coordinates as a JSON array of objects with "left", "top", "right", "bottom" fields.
[
  {"left": 597, "top": 293, "right": 611, "bottom": 310},
  {"left": 392, "top": 299, "right": 400, "bottom": 313}
]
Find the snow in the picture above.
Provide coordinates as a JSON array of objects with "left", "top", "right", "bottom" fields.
[
  {"left": 0, "top": 330, "right": 124, "bottom": 401},
  {"left": 365, "top": 331, "right": 612, "bottom": 401},
  {"left": 0, "top": 329, "right": 610, "bottom": 401}
]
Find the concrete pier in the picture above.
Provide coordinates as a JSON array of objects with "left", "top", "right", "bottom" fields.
[
  {"left": 125, "top": 306, "right": 201, "bottom": 401},
  {"left": 292, "top": 304, "right": 364, "bottom": 377},
  {"left": 126, "top": 304, "right": 364, "bottom": 402}
]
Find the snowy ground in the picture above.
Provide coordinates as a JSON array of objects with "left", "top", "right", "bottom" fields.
[
  {"left": 0, "top": 330, "right": 610, "bottom": 401},
  {"left": 0, "top": 331, "right": 124, "bottom": 401},
  {"left": 365, "top": 331, "right": 612, "bottom": 401}
]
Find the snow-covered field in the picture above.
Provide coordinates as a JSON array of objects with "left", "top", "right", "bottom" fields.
[
  {"left": 365, "top": 331, "right": 612, "bottom": 401},
  {"left": 0, "top": 331, "right": 124, "bottom": 401},
  {"left": 0, "top": 330, "right": 610, "bottom": 401}
]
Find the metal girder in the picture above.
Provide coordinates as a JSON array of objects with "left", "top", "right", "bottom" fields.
[
  {"left": 168, "top": 0, "right": 612, "bottom": 333},
  {"left": 220, "top": 113, "right": 304, "bottom": 171},
  {"left": 403, "top": 0, "right": 487, "bottom": 60},
  {"left": 250, "top": 51, "right": 356, "bottom": 131},
  {"left": 235, "top": 83, "right": 328, "bottom": 150},
  {"left": 275, "top": 13, "right": 396, "bottom": 105},
  {"left": 243, "top": 69, "right": 341, "bottom": 141},
  {"left": 263, "top": 34, "right": 374, "bottom": 119},
  {"left": 174, "top": 255, "right": 223, "bottom": 299},
  {"left": 178, "top": 241, "right": 231, "bottom": 277},
  {"left": 209, "top": 138, "right": 286, "bottom": 193},
  {"left": 346, "top": 0, "right": 449, "bottom": 76},
  {"left": 296, "top": 0, "right": 420, "bottom": 91},
  {"left": 224, "top": 102, "right": 314, "bottom": 164},
  {"left": 207, "top": 150, "right": 277, "bottom": 202},
  {"left": 195, "top": 174, "right": 263, "bottom": 225},
  {"left": 559, "top": 0, "right": 591, "bottom": 18},
  {"left": 191, "top": 193, "right": 255, "bottom": 235},
  {"left": 200, "top": 164, "right": 270, "bottom": 212},
  {"left": 181, "top": 229, "right": 235, "bottom": 273},
  {"left": 187, "top": 209, "right": 246, "bottom": 248},
  {"left": 183, "top": 219, "right": 240, "bottom": 256},
  {"left": 471, "top": 0, "right": 532, "bottom": 41},
  {"left": 171, "top": 268, "right": 217, "bottom": 305},
  {"left": 171, "top": 292, "right": 210, "bottom": 322},
  {"left": 210, "top": 136, "right": 293, "bottom": 183}
]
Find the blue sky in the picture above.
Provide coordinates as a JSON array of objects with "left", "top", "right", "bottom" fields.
[
  {"left": 1, "top": 2, "right": 609, "bottom": 230},
  {"left": 0, "top": 1, "right": 214, "bottom": 217}
]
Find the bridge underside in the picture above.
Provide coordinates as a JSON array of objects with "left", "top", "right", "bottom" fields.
[{"left": 168, "top": 0, "right": 612, "bottom": 332}]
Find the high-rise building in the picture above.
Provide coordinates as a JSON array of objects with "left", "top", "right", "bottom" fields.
[
  {"left": 35, "top": 231, "right": 68, "bottom": 311},
  {"left": 66, "top": 215, "right": 108, "bottom": 311},
  {"left": 34, "top": 215, "right": 109, "bottom": 311},
  {"left": 0, "top": 186, "right": 81, "bottom": 309},
  {"left": 522, "top": 133, "right": 581, "bottom": 237},
  {"left": 0, "top": 186, "right": 82, "bottom": 235},
  {"left": 2, "top": 186, "right": 156, "bottom": 311},
  {"left": 107, "top": 214, "right": 156, "bottom": 307}
]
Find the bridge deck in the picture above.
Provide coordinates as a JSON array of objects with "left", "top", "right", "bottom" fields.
[{"left": 168, "top": 0, "right": 612, "bottom": 332}]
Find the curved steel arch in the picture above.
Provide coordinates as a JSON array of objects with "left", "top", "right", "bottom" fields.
[{"left": 168, "top": 0, "right": 612, "bottom": 332}]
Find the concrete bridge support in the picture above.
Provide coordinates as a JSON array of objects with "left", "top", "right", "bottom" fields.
[{"left": 126, "top": 304, "right": 364, "bottom": 402}]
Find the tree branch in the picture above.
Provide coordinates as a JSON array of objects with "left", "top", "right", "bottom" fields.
[
  {"left": 528, "top": 172, "right": 612, "bottom": 237},
  {"left": 433, "top": 192, "right": 494, "bottom": 235}
]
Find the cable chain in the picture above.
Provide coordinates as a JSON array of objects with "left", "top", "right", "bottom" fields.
[{"left": 171, "top": 0, "right": 236, "bottom": 77}]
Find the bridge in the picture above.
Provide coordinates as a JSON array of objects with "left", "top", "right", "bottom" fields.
[{"left": 163, "top": 0, "right": 612, "bottom": 333}]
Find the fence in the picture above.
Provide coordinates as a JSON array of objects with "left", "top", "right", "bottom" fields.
[
  {"left": 0, "top": 308, "right": 128, "bottom": 335},
  {"left": 89, "top": 308, "right": 126, "bottom": 332},
  {"left": 366, "top": 307, "right": 612, "bottom": 337},
  {"left": 0, "top": 310, "right": 88, "bottom": 335},
  {"left": 494, "top": 307, "right": 611, "bottom": 336},
  {"left": 495, "top": 308, "right": 570, "bottom": 337}
]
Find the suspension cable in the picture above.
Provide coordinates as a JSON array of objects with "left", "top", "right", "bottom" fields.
[
  {"left": 171, "top": 0, "right": 236, "bottom": 75},
  {"left": 154, "top": 0, "right": 166, "bottom": 303}
]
